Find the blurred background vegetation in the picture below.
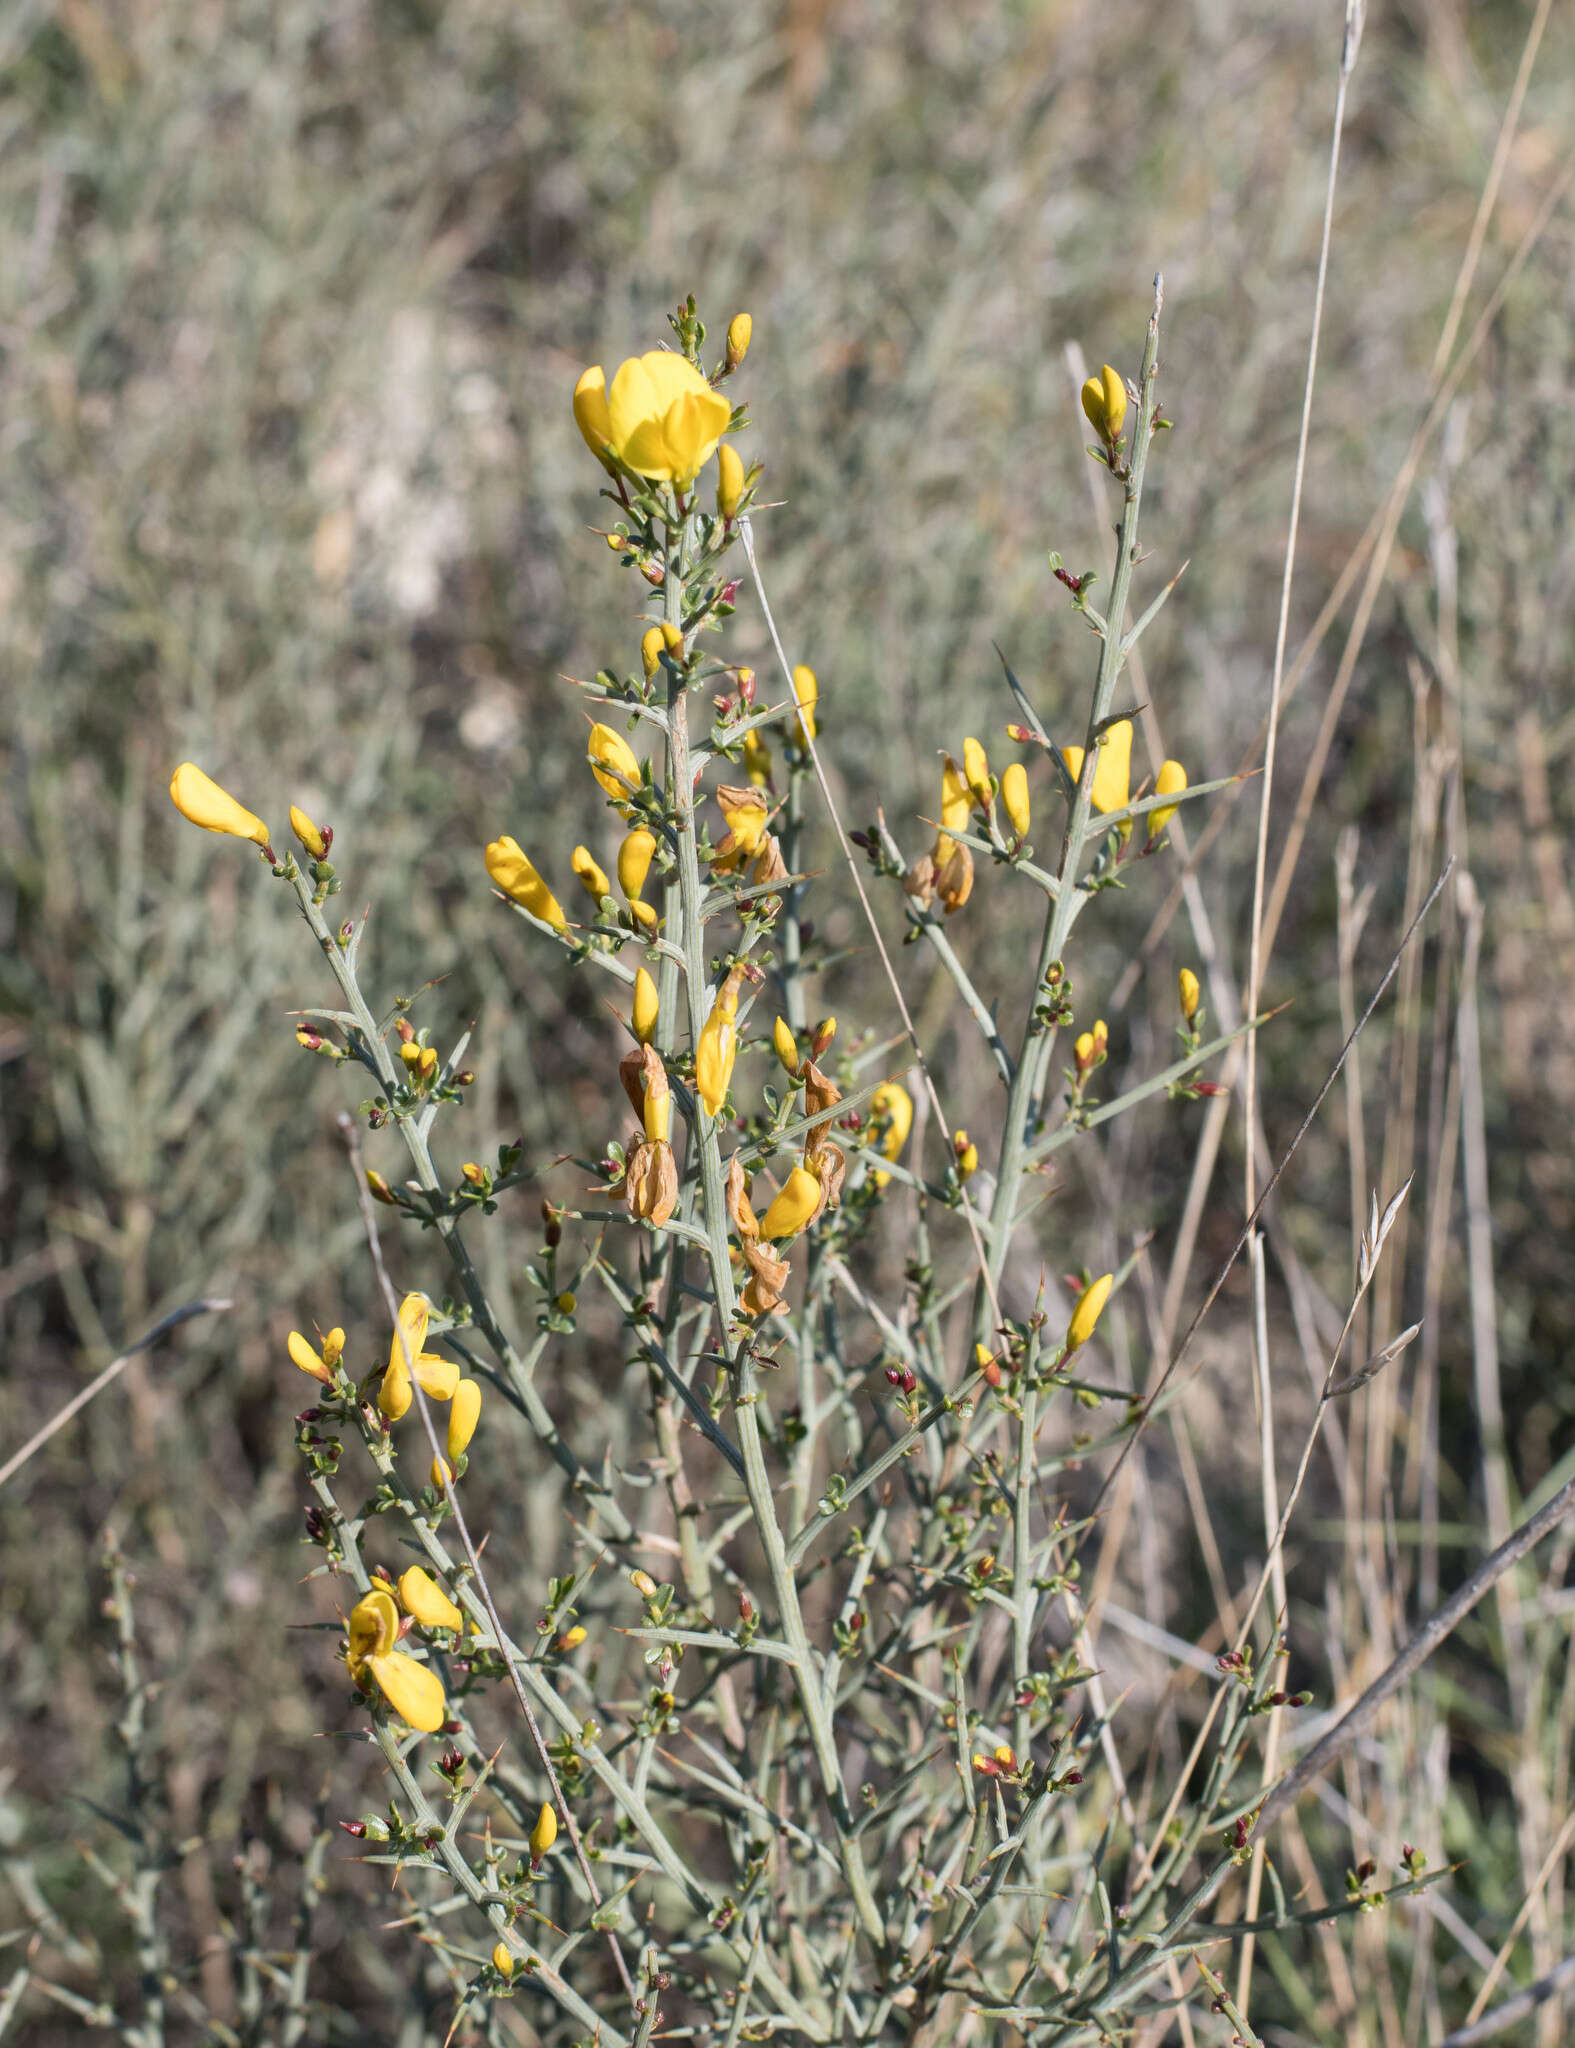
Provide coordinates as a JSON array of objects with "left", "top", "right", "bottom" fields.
[{"left": 2, "top": 0, "right": 1573, "bottom": 2040}]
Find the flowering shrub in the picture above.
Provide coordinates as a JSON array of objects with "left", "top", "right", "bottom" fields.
[{"left": 165, "top": 293, "right": 1441, "bottom": 2042}]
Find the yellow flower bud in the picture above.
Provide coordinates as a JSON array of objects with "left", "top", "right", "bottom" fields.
[
  {"left": 962, "top": 737, "right": 991, "bottom": 810},
  {"left": 493, "top": 1944, "right": 514, "bottom": 1979},
  {"left": 399, "top": 1566, "right": 463, "bottom": 1632},
  {"left": 321, "top": 1327, "right": 345, "bottom": 1366},
  {"left": 725, "top": 312, "right": 752, "bottom": 371},
  {"left": 559, "top": 1625, "right": 588, "bottom": 1651},
  {"left": 759, "top": 1164, "right": 821, "bottom": 1242},
  {"left": 530, "top": 1802, "right": 557, "bottom": 1859},
  {"left": 940, "top": 755, "right": 971, "bottom": 836},
  {"left": 571, "top": 844, "right": 610, "bottom": 903},
  {"left": 1001, "top": 762, "right": 1030, "bottom": 839},
  {"left": 792, "top": 663, "right": 818, "bottom": 743},
  {"left": 168, "top": 763, "right": 271, "bottom": 849},
  {"left": 618, "top": 827, "right": 656, "bottom": 904},
  {"left": 289, "top": 804, "right": 327, "bottom": 859},
  {"left": 1066, "top": 1273, "right": 1113, "bottom": 1354},
  {"left": 953, "top": 1130, "right": 978, "bottom": 1182},
  {"left": 695, "top": 983, "right": 739, "bottom": 1118},
  {"left": 717, "top": 441, "right": 745, "bottom": 519},
  {"left": 587, "top": 722, "right": 641, "bottom": 806},
  {"left": 641, "top": 624, "right": 665, "bottom": 681},
  {"left": 632, "top": 966, "right": 659, "bottom": 1046},
  {"left": 1150, "top": 758, "right": 1187, "bottom": 836},
  {"left": 1062, "top": 719, "right": 1132, "bottom": 815},
  {"left": 288, "top": 1331, "right": 334, "bottom": 1384},
  {"left": 447, "top": 1378, "right": 482, "bottom": 1464},
  {"left": 485, "top": 837, "right": 567, "bottom": 932},
  {"left": 773, "top": 1016, "right": 800, "bottom": 1076},
  {"left": 1080, "top": 363, "right": 1127, "bottom": 445},
  {"left": 630, "top": 1569, "right": 658, "bottom": 1599},
  {"left": 1179, "top": 967, "right": 1201, "bottom": 1025},
  {"left": 554, "top": 1292, "right": 576, "bottom": 1314},
  {"left": 366, "top": 1168, "right": 396, "bottom": 1205},
  {"left": 573, "top": 365, "right": 614, "bottom": 461}
]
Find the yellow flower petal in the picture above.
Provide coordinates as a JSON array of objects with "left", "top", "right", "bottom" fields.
[
  {"left": 1066, "top": 1273, "right": 1113, "bottom": 1354},
  {"left": 448, "top": 1378, "right": 482, "bottom": 1463},
  {"left": 632, "top": 966, "right": 659, "bottom": 1045},
  {"left": 288, "top": 1330, "right": 332, "bottom": 1383},
  {"left": 1064, "top": 722, "right": 1133, "bottom": 815},
  {"left": 587, "top": 722, "right": 641, "bottom": 806},
  {"left": 717, "top": 441, "right": 745, "bottom": 518},
  {"left": 618, "top": 827, "right": 656, "bottom": 902},
  {"left": 169, "top": 763, "right": 271, "bottom": 848},
  {"left": 725, "top": 313, "right": 752, "bottom": 369},
  {"left": 529, "top": 1801, "right": 558, "bottom": 1858},
  {"left": 773, "top": 1016, "right": 800, "bottom": 1076},
  {"left": 289, "top": 804, "right": 327, "bottom": 858},
  {"left": 759, "top": 1165, "right": 821, "bottom": 1243},
  {"left": 607, "top": 352, "right": 731, "bottom": 484},
  {"left": 380, "top": 1294, "right": 429, "bottom": 1419},
  {"left": 792, "top": 663, "right": 818, "bottom": 743},
  {"left": 367, "top": 1648, "right": 446, "bottom": 1732},
  {"left": 1150, "top": 758, "right": 1187, "bottom": 835},
  {"left": 1001, "top": 762, "right": 1030, "bottom": 839},
  {"left": 346, "top": 1587, "right": 400, "bottom": 1675},
  {"left": 1179, "top": 967, "right": 1201, "bottom": 1025},
  {"left": 962, "top": 737, "right": 991, "bottom": 809},
  {"left": 485, "top": 837, "right": 567, "bottom": 931},
  {"left": 412, "top": 1352, "right": 459, "bottom": 1402},
  {"left": 571, "top": 845, "right": 610, "bottom": 903},
  {"left": 398, "top": 1567, "right": 463, "bottom": 1632},
  {"left": 695, "top": 990, "right": 738, "bottom": 1118},
  {"left": 573, "top": 365, "right": 613, "bottom": 458}
]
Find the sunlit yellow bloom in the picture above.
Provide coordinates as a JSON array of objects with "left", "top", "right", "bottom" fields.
[
  {"left": 289, "top": 804, "right": 327, "bottom": 858},
  {"left": 963, "top": 737, "right": 991, "bottom": 810},
  {"left": 493, "top": 1944, "right": 514, "bottom": 1979},
  {"left": 869, "top": 1080, "right": 913, "bottom": 1188},
  {"left": 1062, "top": 719, "right": 1132, "bottom": 815},
  {"left": 1179, "top": 967, "right": 1201, "bottom": 1025},
  {"left": 447, "top": 1378, "right": 481, "bottom": 1464},
  {"left": 571, "top": 844, "right": 610, "bottom": 903},
  {"left": 717, "top": 785, "right": 770, "bottom": 857},
  {"left": 1150, "top": 758, "right": 1187, "bottom": 835},
  {"left": 530, "top": 1802, "right": 558, "bottom": 1859},
  {"left": 717, "top": 442, "right": 745, "bottom": 518},
  {"left": 1074, "top": 1019, "right": 1108, "bottom": 1076},
  {"left": 640, "top": 624, "right": 664, "bottom": 681},
  {"left": 485, "top": 838, "right": 567, "bottom": 932},
  {"left": 572, "top": 366, "right": 614, "bottom": 461},
  {"left": 587, "top": 722, "right": 641, "bottom": 807},
  {"left": 954, "top": 1130, "right": 978, "bottom": 1182},
  {"left": 321, "top": 1327, "right": 345, "bottom": 1366},
  {"left": 1066, "top": 1273, "right": 1114, "bottom": 1355},
  {"left": 345, "top": 1587, "right": 446, "bottom": 1732},
  {"left": 940, "top": 756, "right": 971, "bottom": 834},
  {"left": 792, "top": 663, "right": 818, "bottom": 743},
  {"left": 1081, "top": 363, "right": 1127, "bottom": 444},
  {"left": 288, "top": 1331, "right": 336, "bottom": 1385},
  {"left": 603, "top": 351, "right": 732, "bottom": 485},
  {"left": 378, "top": 1294, "right": 429, "bottom": 1418},
  {"left": 1002, "top": 762, "right": 1030, "bottom": 839},
  {"left": 399, "top": 1567, "right": 462, "bottom": 1632},
  {"left": 726, "top": 313, "right": 752, "bottom": 371},
  {"left": 558, "top": 1625, "right": 588, "bottom": 1652},
  {"left": 169, "top": 763, "right": 271, "bottom": 849},
  {"left": 632, "top": 966, "right": 659, "bottom": 1046},
  {"left": 618, "top": 827, "right": 656, "bottom": 906},
  {"left": 695, "top": 978, "right": 740, "bottom": 1118},
  {"left": 773, "top": 1016, "right": 800, "bottom": 1076},
  {"left": 759, "top": 1164, "right": 821, "bottom": 1242}
]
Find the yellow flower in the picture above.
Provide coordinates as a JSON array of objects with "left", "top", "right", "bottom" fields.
[
  {"left": 1150, "top": 758, "right": 1187, "bottom": 836},
  {"left": 716, "top": 784, "right": 770, "bottom": 860},
  {"left": 587, "top": 722, "right": 641, "bottom": 807},
  {"left": 868, "top": 1080, "right": 913, "bottom": 1188},
  {"left": 1062, "top": 719, "right": 1133, "bottom": 816},
  {"left": 695, "top": 977, "right": 740, "bottom": 1118},
  {"left": 447, "top": 1378, "right": 481, "bottom": 1464},
  {"left": 168, "top": 763, "right": 271, "bottom": 849},
  {"left": 492, "top": 1944, "right": 514, "bottom": 1979},
  {"left": 1179, "top": 967, "right": 1201, "bottom": 1025},
  {"left": 1001, "top": 762, "right": 1030, "bottom": 839},
  {"left": 558, "top": 1624, "right": 588, "bottom": 1652},
  {"left": 618, "top": 827, "right": 656, "bottom": 906},
  {"left": 571, "top": 844, "right": 610, "bottom": 903},
  {"left": 345, "top": 1586, "right": 446, "bottom": 1732},
  {"left": 572, "top": 366, "right": 614, "bottom": 461},
  {"left": 399, "top": 1567, "right": 462, "bottom": 1632},
  {"left": 792, "top": 663, "right": 818, "bottom": 743},
  {"left": 379, "top": 1293, "right": 429, "bottom": 1418},
  {"left": 962, "top": 737, "right": 991, "bottom": 810},
  {"left": 759, "top": 1164, "right": 821, "bottom": 1242},
  {"left": 940, "top": 756, "right": 971, "bottom": 835},
  {"left": 1066, "top": 1273, "right": 1114, "bottom": 1355},
  {"left": 530, "top": 1801, "right": 558, "bottom": 1860},
  {"left": 289, "top": 804, "right": 327, "bottom": 858},
  {"left": 641, "top": 1053, "right": 672, "bottom": 1143},
  {"left": 1081, "top": 363, "right": 1127, "bottom": 444},
  {"left": 288, "top": 1331, "right": 337, "bottom": 1385},
  {"left": 953, "top": 1130, "right": 978, "bottom": 1182},
  {"left": 717, "top": 442, "right": 745, "bottom": 519},
  {"left": 773, "top": 1016, "right": 800, "bottom": 1076},
  {"left": 725, "top": 313, "right": 752, "bottom": 371},
  {"left": 632, "top": 966, "right": 659, "bottom": 1046},
  {"left": 485, "top": 838, "right": 567, "bottom": 932},
  {"left": 604, "top": 351, "right": 732, "bottom": 485}
]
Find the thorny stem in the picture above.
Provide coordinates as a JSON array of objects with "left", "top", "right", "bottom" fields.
[{"left": 663, "top": 521, "right": 886, "bottom": 1948}]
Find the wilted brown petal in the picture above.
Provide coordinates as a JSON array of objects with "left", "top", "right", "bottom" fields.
[
  {"left": 904, "top": 852, "right": 938, "bottom": 907},
  {"left": 938, "top": 842, "right": 974, "bottom": 914},
  {"left": 726, "top": 1154, "right": 759, "bottom": 1243},
  {"left": 625, "top": 1139, "right": 678, "bottom": 1225},
  {"left": 808, "top": 1141, "right": 846, "bottom": 1220}
]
